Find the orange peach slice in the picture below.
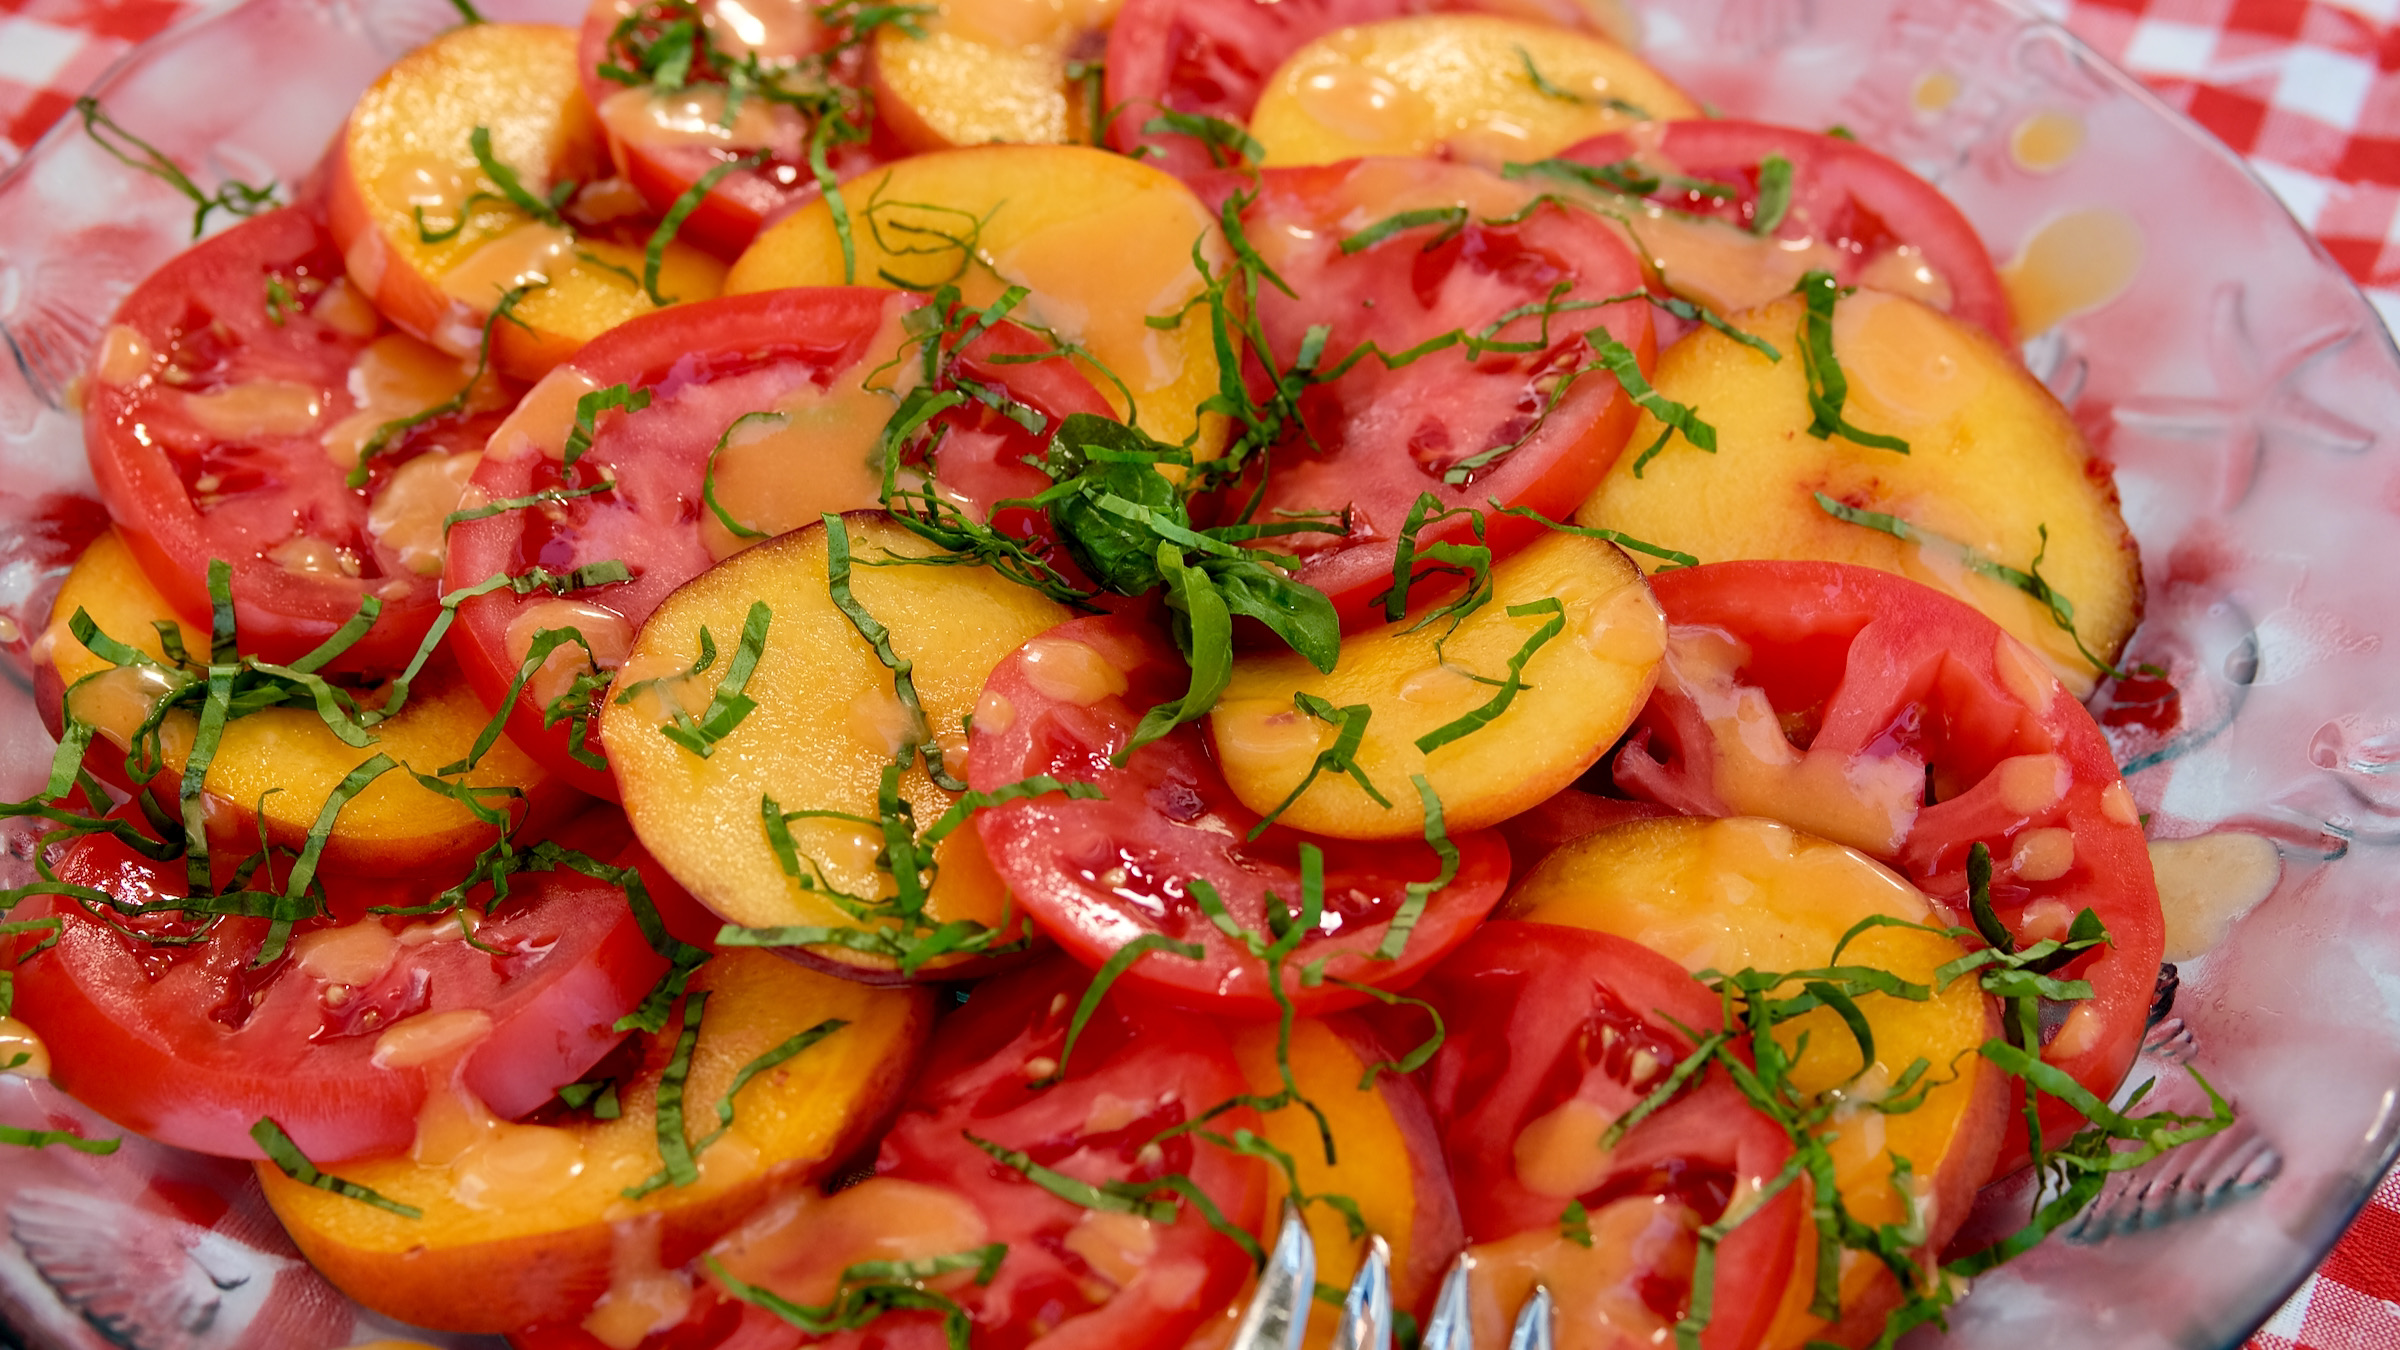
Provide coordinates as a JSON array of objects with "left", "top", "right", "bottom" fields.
[
  {"left": 724, "top": 145, "right": 1228, "bottom": 455},
  {"left": 328, "top": 22, "right": 725, "bottom": 381},
  {"left": 1249, "top": 15, "right": 1697, "bottom": 169},
  {"left": 37, "top": 529, "right": 571, "bottom": 880},
  {"left": 1505, "top": 816, "right": 2009, "bottom": 1347},
  {"left": 1184, "top": 1015, "right": 1462, "bottom": 1349},
  {"left": 1575, "top": 291, "right": 2141, "bottom": 696},
  {"left": 256, "top": 950, "right": 930, "bottom": 1334},
  {"left": 601, "top": 513, "right": 1070, "bottom": 980},
  {"left": 1208, "top": 530, "right": 1663, "bottom": 840},
  {"left": 871, "top": 0, "right": 1120, "bottom": 151}
]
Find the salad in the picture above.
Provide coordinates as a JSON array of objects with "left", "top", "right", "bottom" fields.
[{"left": 0, "top": 0, "right": 2254, "bottom": 1347}]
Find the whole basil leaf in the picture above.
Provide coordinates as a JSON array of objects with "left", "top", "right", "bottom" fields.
[
  {"left": 1046, "top": 415, "right": 1194, "bottom": 596},
  {"left": 1122, "top": 544, "right": 1233, "bottom": 759},
  {"left": 1205, "top": 558, "right": 1339, "bottom": 674}
]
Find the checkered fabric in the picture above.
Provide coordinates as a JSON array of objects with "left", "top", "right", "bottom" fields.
[{"left": 0, "top": 0, "right": 2395, "bottom": 1346}]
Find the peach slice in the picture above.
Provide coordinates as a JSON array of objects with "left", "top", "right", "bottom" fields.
[
  {"left": 328, "top": 22, "right": 726, "bottom": 382},
  {"left": 256, "top": 950, "right": 931, "bottom": 1334},
  {"left": 1505, "top": 816, "right": 2009, "bottom": 1347},
  {"left": 601, "top": 513, "right": 1070, "bottom": 981},
  {"left": 1248, "top": 15, "right": 1697, "bottom": 169},
  {"left": 724, "top": 145, "right": 1229, "bottom": 455},
  {"left": 871, "top": 0, "right": 1120, "bottom": 151},
  {"left": 1208, "top": 529, "right": 1663, "bottom": 840},
  {"left": 1185, "top": 1015, "right": 1464, "bottom": 1349},
  {"left": 36, "top": 529, "right": 573, "bottom": 880},
  {"left": 1575, "top": 290, "right": 2140, "bottom": 697}
]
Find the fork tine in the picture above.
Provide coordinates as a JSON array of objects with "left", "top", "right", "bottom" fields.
[
  {"left": 1331, "top": 1234, "right": 1393, "bottom": 1350},
  {"left": 1506, "top": 1286, "right": 1552, "bottom": 1350},
  {"left": 1230, "top": 1202, "right": 1316, "bottom": 1350},
  {"left": 1421, "top": 1250, "right": 1476, "bottom": 1350}
]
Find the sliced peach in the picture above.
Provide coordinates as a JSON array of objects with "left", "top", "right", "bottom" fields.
[
  {"left": 1185, "top": 1015, "right": 1462, "bottom": 1349},
  {"left": 37, "top": 529, "right": 573, "bottom": 880},
  {"left": 724, "top": 145, "right": 1229, "bottom": 455},
  {"left": 1208, "top": 530, "right": 1663, "bottom": 840},
  {"left": 871, "top": 0, "right": 1119, "bottom": 151},
  {"left": 256, "top": 950, "right": 930, "bottom": 1334},
  {"left": 1249, "top": 15, "right": 1697, "bottom": 169},
  {"left": 1505, "top": 816, "right": 2009, "bottom": 1347},
  {"left": 1575, "top": 291, "right": 2140, "bottom": 697},
  {"left": 601, "top": 513, "right": 1070, "bottom": 980},
  {"left": 328, "top": 22, "right": 725, "bottom": 381}
]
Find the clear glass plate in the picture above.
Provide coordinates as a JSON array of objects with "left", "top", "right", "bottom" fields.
[{"left": 3, "top": 0, "right": 2397, "bottom": 1346}]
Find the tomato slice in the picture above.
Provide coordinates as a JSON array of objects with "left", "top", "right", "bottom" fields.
[
  {"left": 968, "top": 613, "right": 1509, "bottom": 1016},
  {"left": 82, "top": 207, "right": 494, "bottom": 674},
  {"left": 1612, "top": 560, "right": 2161, "bottom": 1165},
  {"left": 1222, "top": 160, "right": 1651, "bottom": 632},
  {"left": 574, "top": 0, "right": 893, "bottom": 259},
  {"left": 1418, "top": 920, "right": 1803, "bottom": 1350},
  {"left": 442, "top": 287, "right": 1109, "bottom": 797},
  {"left": 3, "top": 807, "right": 704, "bottom": 1162},
  {"left": 700, "top": 957, "right": 1268, "bottom": 1350},
  {"left": 1557, "top": 120, "right": 2015, "bottom": 346}
]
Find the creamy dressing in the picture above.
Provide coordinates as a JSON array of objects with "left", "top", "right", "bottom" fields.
[
  {"left": 0, "top": 1017, "right": 49, "bottom": 1079},
  {"left": 506, "top": 600, "right": 635, "bottom": 710},
  {"left": 368, "top": 451, "right": 481, "bottom": 576},
  {"left": 182, "top": 380, "right": 324, "bottom": 440},
  {"left": 2001, "top": 207, "right": 2144, "bottom": 337},
  {"left": 2151, "top": 831, "right": 2282, "bottom": 962},
  {"left": 1017, "top": 637, "right": 1128, "bottom": 705},
  {"left": 987, "top": 185, "right": 1215, "bottom": 395}
]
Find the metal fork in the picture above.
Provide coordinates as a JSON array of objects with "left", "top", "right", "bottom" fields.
[{"left": 1230, "top": 1206, "right": 1551, "bottom": 1350}]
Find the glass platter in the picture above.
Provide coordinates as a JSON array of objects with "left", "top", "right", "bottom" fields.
[{"left": 4, "top": 0, "right": 2399, "bottom": 1345}]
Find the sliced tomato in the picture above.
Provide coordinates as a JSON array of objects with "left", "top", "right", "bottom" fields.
[
  {"left": 1613, "top": 560, "right": 2161, "bottom": 1167},
  {"left": 1221, "top": 160, "right": 1652, "bottom": 632},
  {"left": 443, "top": 287, "right": 1109, "bottom": 797},
  {"left": 687, "top": 957, "right": 1267, "bottom": 1350},
  {"left": 968, "top": 613, "right": 1509, "bottom": 1016},
  {"left": 576, "top": 0, "right": 892, "bottom": 259},
  {"left": 1558, "top": 121, "right": 2015, "bottom": 346},
  {"left": 3, "top": 806, "right": 706, "bottom": 1162},
  {"left": 82, "top": 207, "right": 494, "bottom": 674},
  {"left": 1419, "top": 920, "right": 1803, "bottom": 1350}
]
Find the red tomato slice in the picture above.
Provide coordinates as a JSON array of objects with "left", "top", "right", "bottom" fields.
[
  {"left": 575, "top": 0, "right": 893, "bottom": 259},
  {"left": 1613, "top": 560, "right": 2161, "bottom": 1167},
  {"left": 3, "top": 806, "right": 704, "bottom": 1162},
  {"left": 1557, "top": 121, "right": 2015, "bottom": 346},
  {"left": 1419, "top": 920, "right": 1803, "bottom": 1350},
  {"left": 443, "top": 287, "right": 1109, "bottom": 797},
  {"left": 968, "top": 613, "right": 1509, "bottom": 1017},
  {"left": 83, "top": 207, "right": 492, "bottom": 674},
  {"left": 1222, "top": 160, "right": 1651, "bottom": 632}
]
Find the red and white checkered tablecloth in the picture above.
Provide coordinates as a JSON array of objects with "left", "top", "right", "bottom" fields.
[{"left": 1, "top": 0, "right": 2396, "bottom": 1346}]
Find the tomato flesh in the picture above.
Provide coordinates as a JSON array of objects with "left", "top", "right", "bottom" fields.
[
  {"left": 1420, "top": 921, "right": 1803, "bottom": 1350},
  {"left": 4, "top": 808, "right": 694, "bottom": 1161},
  {"left": 1615, "top": 560, "right": 2161, "bottom": 1167},
  {"left": 1222, "top": 160, "right": 1651, "bottom": 632},
  {"left": 83, "top": 207, "right": 487, "bottom": 674},
  {"left": 443, "top": 287, "right": 1110, "bottom": 797},
  {"left": 1558, "top": 121, "right": 2015, "bottom": 346},
  {"left": 969, "top": 613, "right": 1510, "bottom": 1016}
]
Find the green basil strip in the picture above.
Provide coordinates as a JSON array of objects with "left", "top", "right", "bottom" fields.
[
  {"left": 469, "top": 125, "right": 567, "bottom": 226},
  {"left": 1794, "top": 271, "right": 1910, "bottom": 454},
  {"left": 624, "top": 989, "right": 711, "bottom": 1197},
  {"left": 965, "top": 1132, "right": 1181, "bottom": 1221},
  {"left": 1487, "top": 500, "right": 1699, "bottom": 569},
  {"left": 1247, "top": 695, "right": 1389, "bottom": 840},
  {"left": 657, "top": 601, "right": 771, "bottom": 759},
  {"left": 1045, "top": 933, "right": 1205, "bottom": 1084},
  {"left": 2, "top": 1124, "right": 120, "bottom": 1154},
  {"left": 562, "top": 383, "right": 653, "bottom": 467},
  {"left": 353, "top": 281, "right": 542, "bottom": 488},
  {"left": 1412, "top": 597, "right": 1566, "bottom": 754},
  {"left": 688, "top": 1018, "right": 847, "bottom": 1159},
  {"left": 824, "top": 514, "right": 960, "bottom": 787},
  {"left": 645, "top": 152, "right": 764, "bottom": 305},
  {"left": 1372, "top": 775, "right": 1456, "bottom": 961},
  {"left": 702, "top": 412, "right": 785, "bottom": 542},
  {"left": 251, "top": 1118, "right": 421, "bottom": 1217},
  {"left": 1752, "top": 153, "right": 1793, "bottom": 235}
]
